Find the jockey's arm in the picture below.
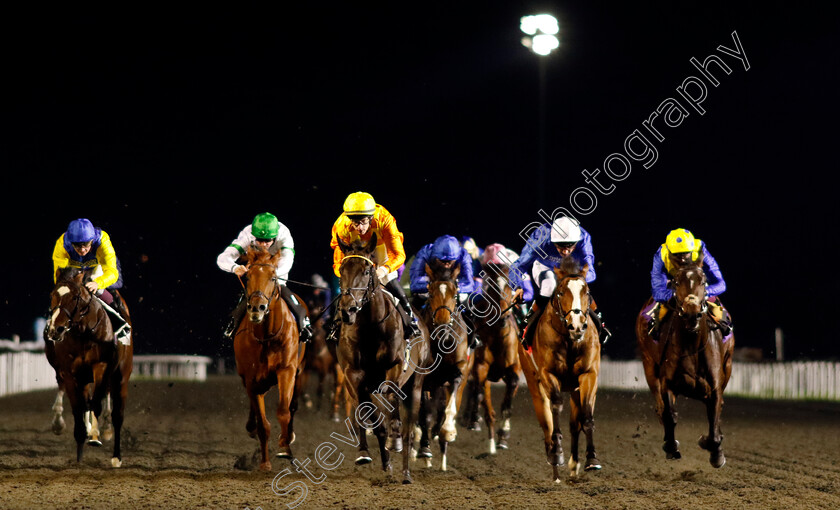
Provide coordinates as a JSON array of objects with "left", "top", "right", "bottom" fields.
[
  {"left": 457, "top": 249, "right": 476, "bottom": 294},
  {"left": 579, "top": 230, "right": 597, "bottom": 283},
  {"left": 92, "top": 231, "right": 120, "bottom": 290},
  {"left": 52, "top": 235, "right": 70, "bottom": 283},
  {"left": 701, "top": 244, "right": 727, "bottom": 297},
  {"left": 378, "top": 213, "right": 406, "bottom": 273},
  {"left": 273, "top": 223, "right": 295, "bottom": 279},
  {"left": 217, "top": 226, "right": 250, "bottom": 273},
  {"left": 409, "top": 247, "right": 431, "bottom": 295},
  {"left": 651, "top": 249, "right": 673, "bottom": 302}
]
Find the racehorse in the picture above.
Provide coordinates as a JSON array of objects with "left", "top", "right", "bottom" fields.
[
  {"left": 298, "top": 299, "right": 349, "bottom": 422},
  {"left": 468, "top": 262, "right": 522, "bottom": 453},
  {"left": 519, "top": 257, "right": 601, "bottom": 482},
  {"left": 416, "top": 260, "right": 473, "bottom": 471},
  {"left": 233, "top": 247, "right": 306, "bottom": 471},
  {"left": 335, "top": 233, "right": 430, "bottom": 484},
  {"left": 635, "top": 251, "right": 734, "bottom": 467},
  {"left": 45, "top": 267, "right": 133, "bottom": 467}
]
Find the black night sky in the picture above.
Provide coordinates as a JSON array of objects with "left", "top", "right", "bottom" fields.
[{"left": 1, "top": 3, "right": 838, "bottom": 361}]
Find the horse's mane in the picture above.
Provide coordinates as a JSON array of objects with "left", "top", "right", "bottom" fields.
[
  {"left": 559, "top": 255, "right": 583, "bottom": 276},
  {"left": 56, "top": 266, "right": 86, "bottom": 284},
  {"left": 429, "top": 259, "right": 460, "bottom": 282}
]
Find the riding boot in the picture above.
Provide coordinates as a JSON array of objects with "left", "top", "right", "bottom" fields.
[
  {"left": 646, "top": 302, "right": 666, "bottom": 341},
  {"left": 223, "top": 294, "right": 247, "bottom": 340},
  {"left": 707, "top": 299, "right": 733, "bottom": 336},
  {"left": 522, "top": 295, "right": 549, "bottom": 348},
  {"left": 460, "top": 309, "right": 481, "bottom": 349},
  {"left": 385, "top": 279, "right": 420, "bottom": 338},
  {"left": 588, "top": 309, "right": 611, "bottom": 345},
  {"left": 96, "top": 295, "right": 131, "bottom": 345},
  {"left": 280, "top": 285, "right": 313, "bottom": 343}
]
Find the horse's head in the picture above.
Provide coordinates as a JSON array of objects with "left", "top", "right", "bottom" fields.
[
  {"left": 244, "top": 247, "right": 283, "bottom": 324},
  {"left": 337, "top": 233, "right": 378, "bottom": 325},
  {"left": 425, "top": 261, "right": 460, "bottom": 326},
  {"left": 552, "top": 257, "right": 591, "bottom": 341},
  {"left": 671, "top": 251, "right": 707, "bottom": 332},
  {"left": 482, "top": 263, "right": 514, "bottom": 309},
  {"left": 47, "top": 267, "right": 93, "bottom": 342}
]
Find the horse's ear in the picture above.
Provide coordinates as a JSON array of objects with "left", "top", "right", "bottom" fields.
[
  {"left": 451, "top": 262, "right": 461, "bottom": 281},
  {"left": 581, "top": 264, "right": 589, "bottom": 278},
  {"left": 337, "top": 237, "right": 351, "bottom": 254},
  {"left": 425, "top": 263, "right": 434, "bottom": 280},
  {"left": 271, "top": 247, "right": 285, "bottom": 265},
  {"left": 553, "top": 266, "right": 565, "bottom": 280},
  {"left": 694, "top": 250, "right": 704, "bottom": 267}
]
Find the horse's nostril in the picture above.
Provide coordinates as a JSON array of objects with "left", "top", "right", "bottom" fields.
[
  {"left": 259, "top": 304, "right": 267, "bottom": 311},
  {"left": 349, "top": 306, "right": 359, "bottom": 314}
]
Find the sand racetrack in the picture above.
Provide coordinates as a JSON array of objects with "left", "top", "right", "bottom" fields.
[{"left": 1, "top": 375, "right": 838, "bottom": 509}]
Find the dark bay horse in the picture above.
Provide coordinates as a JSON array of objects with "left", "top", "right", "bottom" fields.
[
  {"left": 468, "top": 262, "right": 522, "bottom": 454},
  {"left": 233, "top": 247, "right": 306, "bottom": 471},
  {"left": 335, "top": 233, "right": 430, "bottom": 484},
  {"left": 635, "top": 251, "right": 734, "bottom": 467},
  {"left": 416, "top": 260, "right": 473, "bottom": 471},
  {"left": 520, "top": 257, "right": 601, "bottom": 482},
  {"left": 45, "top": 267, "right": 133, "bottom": 466}
]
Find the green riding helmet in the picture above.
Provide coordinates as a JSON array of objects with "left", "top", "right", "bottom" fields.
[{"left": 252, "top": 212, "right": 280, "bottom": 239}]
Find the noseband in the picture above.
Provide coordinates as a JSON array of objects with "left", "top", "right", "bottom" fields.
[{"left": 429, "top": 281, "right": 458, "bottom": 327}]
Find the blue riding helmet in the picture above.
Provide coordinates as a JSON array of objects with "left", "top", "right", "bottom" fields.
[
  {"left": 66, "top": 218, "right": 96, "bottom": 243},
  {"left": 431, "top": 235, "right": 461, "bottom": 261}
]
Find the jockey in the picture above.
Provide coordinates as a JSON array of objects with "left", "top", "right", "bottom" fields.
[
  {"left": 460, "top": 236, "right": 484, "bottom": 289},
  {"left": 509, "top": 216, "right": 611, "bottom": 346},
  {"left": 647, "top": 228, "right": 731, "bottom": 338},
  {"left": 409, "top": 235, "right": 479, "bottom": 348},
  {"left": 217, "top": 212, "right": 312, "bottom": 342},
  {"left": 481, "top": 243, "right": 534, "bottom": 328},
  {"left": 51, "top": 218, "right": 131, "bottom": 344},
  {"left": 329, "top": 191, "right": 420, "bottom": 340}
]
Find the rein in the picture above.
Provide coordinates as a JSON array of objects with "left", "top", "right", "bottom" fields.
[{"left": 552, "top": 273, "right": 588, "bottom": 328}]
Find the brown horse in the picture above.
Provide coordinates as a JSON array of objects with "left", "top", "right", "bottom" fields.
[
  {"left": 233, "top": 247, "right": 306, "bottom": 471},
  {"left": 335, "top": 233, "right": 430, "bottom": 484},
  {"left": 416, "top": 260, "right": 474, "bottom": 471},
  {"left": 469, "top": 262, "right": 522, "bottom": 453},
  {"left": 635, "top": 251, "right": 734, "bottom": 467},
  {"left": 45, "top": 267, "right": 133, "bottom": 466},
  {"left": 520, "top": 257, "right": 601, "bottom": 482}
]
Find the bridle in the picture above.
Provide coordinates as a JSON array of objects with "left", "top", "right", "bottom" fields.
[
  {"left": 673, "top": 268, "right": 708, "bottom": 329},
  {"left": 428, "top": 280, "right": 459, "bottom": 327},
  {"left": 49, "top": 279, "right": 99, "bottom": 336},
  {"left": 339, "top": 254, "right": 377, "bottom": 311},
  {"left": 552, "top": 273, "right": 589, "bottom": 331},
  {"left": 246, "top": 262, "right": 281, "bottom": 313}
]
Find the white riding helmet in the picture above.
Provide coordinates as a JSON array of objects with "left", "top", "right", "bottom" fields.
[{"left": 550, "top": 216, "right": 582, "bottom": 243}]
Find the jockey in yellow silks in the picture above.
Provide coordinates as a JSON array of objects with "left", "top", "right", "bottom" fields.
[
  {"left": 328, "top": 191, "right": 419, "bottom": 339},
  {"left": 51, "top": 218, "right": 131, "bottom": 344}
]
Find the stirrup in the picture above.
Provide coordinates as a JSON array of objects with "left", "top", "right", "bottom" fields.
[
  {"left": 115, "top": 324, "right": 132, "bottom": 346},
  {"left": 599, "top": 325, "right": 611, "bottom": 345},
  {"left": 299, "top": 324, "right": 314, "bottom": 343}
]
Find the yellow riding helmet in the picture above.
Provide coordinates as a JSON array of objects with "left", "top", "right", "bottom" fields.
[
  {"left": 343, "top": 191, "right": 376, "bottom": 215},
  {"left": 665, "top": 228, "right": 698, "bottom": 254}
]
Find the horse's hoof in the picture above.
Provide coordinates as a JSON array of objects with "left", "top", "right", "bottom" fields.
[
  {"left": 402, "top": 471, "right": 413, "bottom": 484},
  {"left": 331, "top": 413, "right": 340, "bottom": 423},
  {"left": 258, "top": 461, "right": 272, "bottom": 472},
  {"left": 276, "top": 447, "right": 293, "bottom": 459},
  {"left": 111, "top": 457, "right": 122, "bottom": 468},
  {"left": 52, "top": 417, "right": 65, "bottom": 435},
  {"left": 388, "top": 437, "right": 403, "bottom": 453},
  {"left": 102, "top": 427, "right": 114, "bottom": 442},
  {"left": 584, "top": 457, "right": 602, "bottom": 471},
  {"left": 289, "top": 432, "right": 296, "bottom": 445},
  {"left": 440, "top": 428, "right": 457, "bottom": 443},
  {"left": 497, "top": 437, "right": 509, "bottom": 450},
  {"left": 710, "top": 451, "right": 726, "bottom": 468},
  {"left": 355, "top": 452, "right": 373, "bottom": 465},
  {"left": 87, "top": 439, "right": 103, "bottom": 447},
  {"left": 467, "top": 421, "right": 481, "bottom": 432},
  {"left": 663, "top": 440, "right": 681, "bottom": 460},
  {"left": 416, "top": 446, "right": 433, "bottom": 459}
]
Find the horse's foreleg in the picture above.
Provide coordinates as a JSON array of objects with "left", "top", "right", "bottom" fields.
[
  {"left": 578, "top": 371, "right": 601, "bottom": 472},
  {"left": 549, "top": 388, "right": 565, "bottom": 483},
  {"left": 332, "top": 365, "right": 346, "bottom": 422},
  {"left": 51, "top": 390, "right": 66, "bottom": 435},
  {"left": 275, "top": 366, "right": 297, "bottom": 459},
  {"left": 497, "top": 368, "right": 519, "bottom": 449},
  {"left": 518, "top": 343, "right": 554, "bottom": 467},
  {"left": 109, "top": 372, "right": 128, "bottom": 468},
  {"left": 403, "top": 375, "right": 423, "bottom": 483},
  {"left": 65, "top": 384, "right": 86, "bottom": 463},
  {"left": 100, "top": 393, "right": 114, "bottom": 441},
  {"left": 568, "top": 389, "right": 583, "bottom": 476},
  {"left": 416, "top": 388, "right": 433, "bottom": 464},
  {"left": 251, "top": 392, "right": 272, "bottom": 471},
  {"left": 699, "top": 389, "right": 726, "bottom": 468},
  {"left": 481, "top": 378, "right": 498, "bottom": 454},
  {"left": 661, "top": 387, "right": 680, "bottom": 460}
]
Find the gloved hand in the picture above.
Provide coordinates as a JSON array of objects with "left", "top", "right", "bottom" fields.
[{"left": 375, "top": 266, "right": 390, "bottom": 283}]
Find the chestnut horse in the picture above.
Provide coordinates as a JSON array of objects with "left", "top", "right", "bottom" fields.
[
  {"left": 520, "top": 257, "right": 601, "bottom": 483},
  {"left": 233, "top": 247, "right": 306, "bottom": 471},
  {"left": 469, "top": 262, "right": 522, "bottom": 453},
  {"left": 45, "top": 267, "right": 133, "bottom": 466},
  {"left": 335, "top": 234, "right": 430, "bottom": 484},
  {"left": 416, "top": 260, "right": 473, "bottom": 471},
  {"left": 635, "top": 251, "right": 734, "bottom": 467}
]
